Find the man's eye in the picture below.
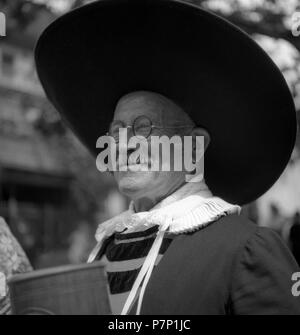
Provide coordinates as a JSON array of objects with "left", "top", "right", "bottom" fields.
[
  {"left": 134, "top": 117, "right": 152, "bottom": 135},
  {"left": 135, "top": 123, "right": 149, "bottom": 130},
  {"left": 109, "top": 122, "right": 123, "bottom": 135},
  {"left": 135, "top": 124, "right": 150, "bottom": 136},
  {"left": 111, "top": 126, "right": 120, "bottom": 134}
]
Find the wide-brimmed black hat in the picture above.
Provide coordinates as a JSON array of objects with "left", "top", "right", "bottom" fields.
[{"left": 35, "top": 0, "right": 297, "bottom": 205}]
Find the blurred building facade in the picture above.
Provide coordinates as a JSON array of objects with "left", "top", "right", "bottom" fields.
[
  {"left": 0, "top": 4, "right": 127, "bottom": 267},
  {"left": 0, "top": 7, "right": 76, "bottom": 265}
]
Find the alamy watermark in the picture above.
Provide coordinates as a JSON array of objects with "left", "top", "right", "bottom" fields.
[
  {"left": 0, "top": 12, "right": 6, "bottom": 37},
  {"left": 96, "top": 129, "right": 205, "bottom": 182},
  {"left": 291, "top": 272, "right": 300, "bottom": 297}
]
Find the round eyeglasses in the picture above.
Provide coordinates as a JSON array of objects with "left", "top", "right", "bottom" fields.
[{"left": 107, "top": 115, "right": 194, "bottom": 142}]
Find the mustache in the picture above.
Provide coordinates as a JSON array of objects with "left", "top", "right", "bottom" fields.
[{"left": 117, "top": 151, "right": 152, "bottom": 169}]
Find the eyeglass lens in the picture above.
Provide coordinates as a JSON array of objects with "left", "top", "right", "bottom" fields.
[{"left": 109, "top": 116, "right": 153, "bottom": 140}]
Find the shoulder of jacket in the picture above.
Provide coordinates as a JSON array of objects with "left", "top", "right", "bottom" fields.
[
  {"left": 191, "top": 213, "right": 257, "bottom": 238},
  {"left": 177, "top": 214, "right": 260, "bottom": 257}
]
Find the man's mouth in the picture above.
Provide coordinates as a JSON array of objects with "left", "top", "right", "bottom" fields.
[{"left": 118, "top": 156, "right": 150, "bottom": 171}]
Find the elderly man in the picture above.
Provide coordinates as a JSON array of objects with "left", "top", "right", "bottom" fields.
[{"left": 35, "top": 0, "right": 300, "bottom": 314}]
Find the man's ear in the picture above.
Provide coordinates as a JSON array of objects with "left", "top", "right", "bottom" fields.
[{"left": 191, "top": 127, "right": 211, "bottom": 152}]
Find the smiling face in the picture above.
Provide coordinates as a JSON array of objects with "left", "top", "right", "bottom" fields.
[{"left": 111, "top": 91, "right": 195, "bottom": 204}]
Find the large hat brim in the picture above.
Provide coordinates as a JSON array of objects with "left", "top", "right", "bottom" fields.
[{"left": 35, "top": 0, "right": 297, "bottom": 205}]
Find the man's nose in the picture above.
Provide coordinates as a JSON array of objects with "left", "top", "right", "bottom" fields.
[
  {"left": 127, "top": 126, "right": 135, "bottom": 142},
  {"left": 116, "top": 128, "right": 137, "bottom": 159},
  {"left": 127, "top": 132, "right": 137, "bottom": 151},
  {"left": 116, "top": 127, "right": 135, "bottom": 147}
]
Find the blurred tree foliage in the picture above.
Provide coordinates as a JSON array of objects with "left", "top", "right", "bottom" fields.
[
  {"left": 2, "top": 0, "right": 297, "bottom": 49},
  {"left": 1, "top": 0, "right": 299, "bottom": 49},
  {"left": 0, "top": 0, "right": 40, "bottom": 29},
  {"left": 2, "top": 0, "right": 300, "bottom": 98}
]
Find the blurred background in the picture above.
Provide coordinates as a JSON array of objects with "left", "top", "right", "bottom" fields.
[{"left": 0, "top": 0, "right": 300, "bottom": 268}]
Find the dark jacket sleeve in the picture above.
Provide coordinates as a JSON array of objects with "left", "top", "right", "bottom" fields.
[{"left": 230, "top": 226, "right": 300, "bottom": 315}]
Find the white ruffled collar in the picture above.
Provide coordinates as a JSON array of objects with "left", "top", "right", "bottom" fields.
[{"left": 93, "top": 178, "right": 241, "bottom": 241}]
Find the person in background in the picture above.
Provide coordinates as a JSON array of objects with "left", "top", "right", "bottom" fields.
[{"left": 0, "top": 217, "right": 32, "bottom": 314}]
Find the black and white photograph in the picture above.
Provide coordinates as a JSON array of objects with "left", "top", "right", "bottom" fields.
[{"left": 0, "top": 0, "right": 300, "bottom": 320}]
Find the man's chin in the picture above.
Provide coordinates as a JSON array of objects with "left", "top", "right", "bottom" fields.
[{"left": 116, "top": 171, "right": 156, "bottom": 197}]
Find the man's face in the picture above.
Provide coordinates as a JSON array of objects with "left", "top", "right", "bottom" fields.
[{"left": 111, "top": 91, "right": 194, "bottom": 201}]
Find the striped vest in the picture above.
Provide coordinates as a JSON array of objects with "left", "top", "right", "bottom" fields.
[{"left": 97, "top": 225, "right": 175, "bottom": 314}]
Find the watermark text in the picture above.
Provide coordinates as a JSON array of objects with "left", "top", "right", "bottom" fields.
[
  {"left": 0, "top": 12, "right": 6, "bottom": 37},
  {"left": 96, "top": 129, "right": 205, "bottom": 182}
]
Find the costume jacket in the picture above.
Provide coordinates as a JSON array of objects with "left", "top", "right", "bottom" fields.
[{"left": 125, "top": 214, "right": 300, "bottom": 314}]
